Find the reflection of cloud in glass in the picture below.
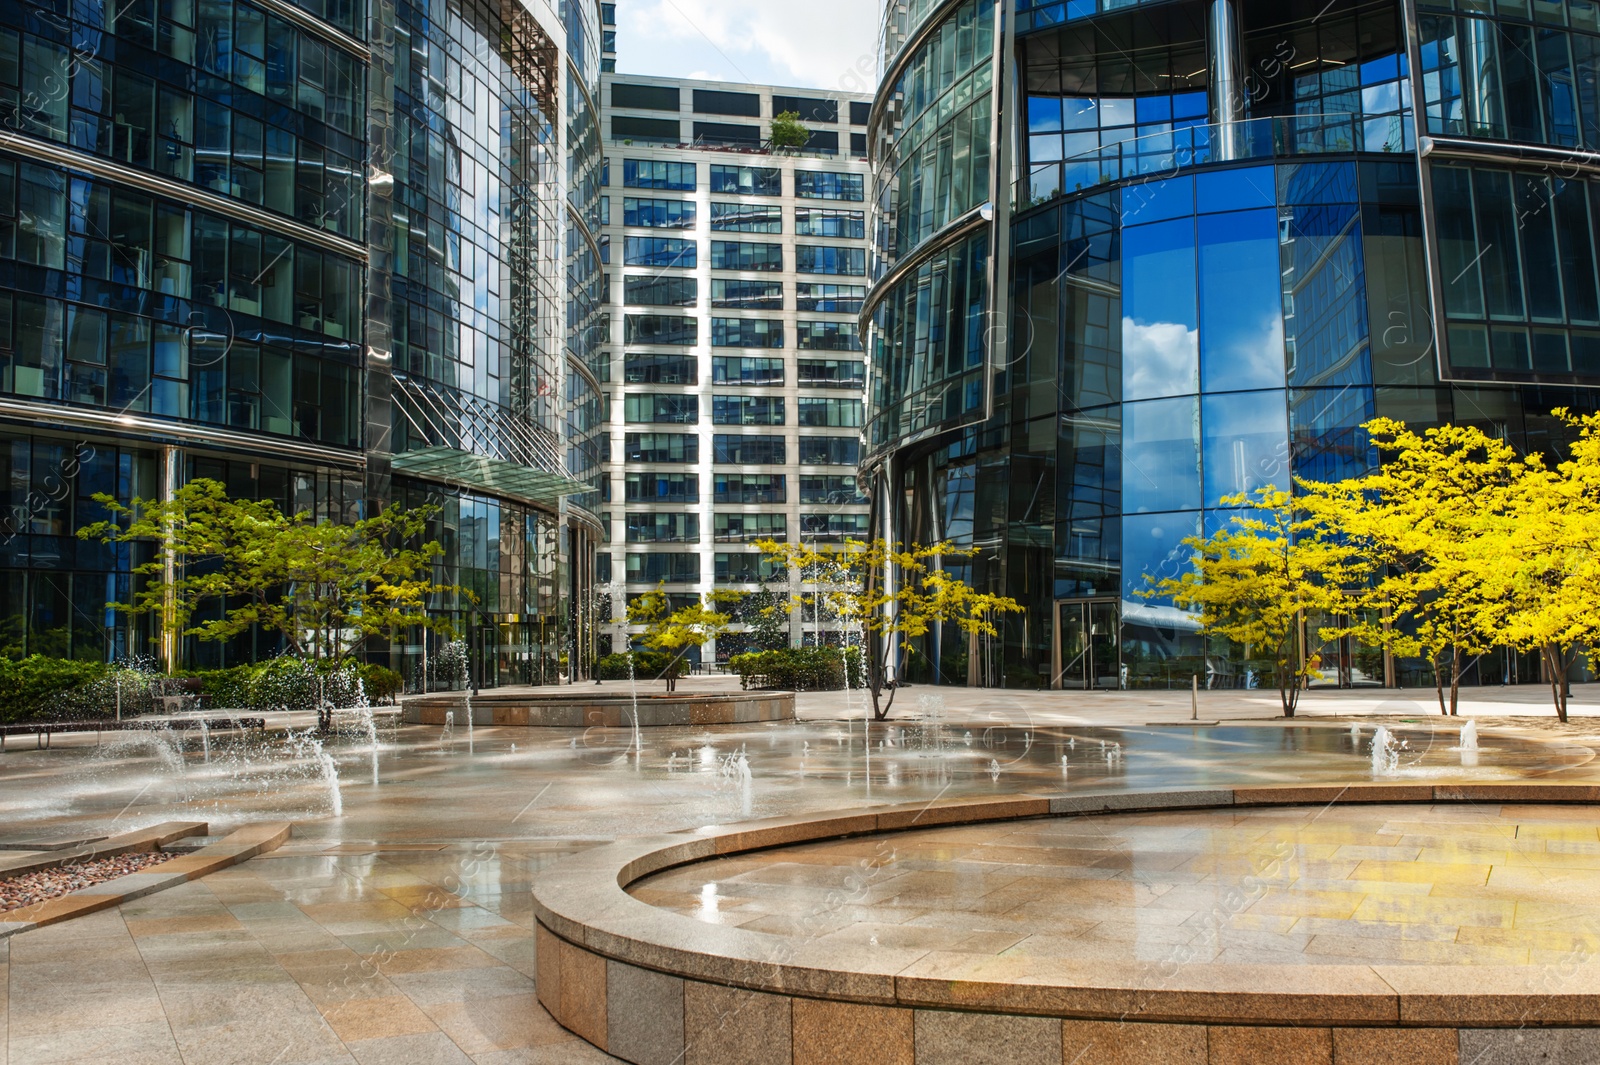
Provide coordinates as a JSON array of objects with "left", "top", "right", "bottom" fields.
[
  {"left": 1122, "top": 318, "right": 1198, "bottom": 401},
  {"left": 1210, "top": 309, "right": 1285, "bottom": 393}
]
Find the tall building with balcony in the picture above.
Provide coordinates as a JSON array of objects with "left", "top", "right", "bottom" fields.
[
  {"left": 598, "top": 74, "right": 874, "bottom": 661},
  {"left": 866, "top": 0, "right": 1600, "bottom": 690},
  {"left": 0, "top": 0, "right": 604, "bottom": 684}
]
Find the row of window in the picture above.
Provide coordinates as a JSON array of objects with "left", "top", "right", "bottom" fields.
[
  {"left": 620, "top": 277, "right": 865, "bottom": 313},
  {"left": 625, "top": 512, "right": 871, "bottom": 543},
  {"left": 619, "top": 198, "right": 866, "bottom": 237},
  {"left": 612, "top": 84, "right": 868, "bottom": 127},
  {"left": 622, "top": 433, "right": 860, "bottom": 465},
  {"left": 620, "top": 241, "right": 867, "bottom": 274},
  {"left": 624, "top": 472, "right": 865, "bottom": 504},
  {"left": 0, "top": 160, "right": 363, "bottom": 340},
  {"left": 623, "top": 354, "right": 863, "bottom": 385},
  {"left": 621, "top": 160, "right": 865, "bottom": 200},
  {"left": 622, "top": 394, "right": 864, "bottom": 425}
]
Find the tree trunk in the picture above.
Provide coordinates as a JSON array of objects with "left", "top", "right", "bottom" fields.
[
  {"left": 1544, "top": 643, "right": 1569, "bottom": 723},
  {"left": 1448, "top": 648, "right": 1461, "bottom": 718},
  {"left": 1431, "top": 652, "right": 1447, "bottom": 716}
]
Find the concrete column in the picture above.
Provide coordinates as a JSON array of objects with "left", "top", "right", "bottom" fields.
[
  {"left": 160, "top": 445, "right": 183, "bottom": 675},
  {"left": 1208, "top": 0, "right": 1246, "bottom": 161}
]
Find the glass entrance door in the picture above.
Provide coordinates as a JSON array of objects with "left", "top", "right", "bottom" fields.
[{"left": 1053, "top": 599, "right": 1120, "bottom": 690}]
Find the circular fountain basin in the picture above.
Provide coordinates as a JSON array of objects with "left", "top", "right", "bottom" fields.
[
  {"left": 403, "top": 689, "right": 794, "bottom": 728},
  {"left": 533, "top": 783, "right": 1600, "bottom": 1065}
]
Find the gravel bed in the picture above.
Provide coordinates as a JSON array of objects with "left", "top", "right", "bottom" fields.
[{"left": 0, "top": 851, "right": 177, "bottom": 913}]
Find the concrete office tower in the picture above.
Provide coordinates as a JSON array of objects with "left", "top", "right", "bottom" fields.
[
  {"left": 865, "top": 0, "right": 1600, "bottom": 691},
  {"left": 598, "top": 73, "right": 874, "bottom": 662},
  {"left": 0, "top": 0, "right": 604, "bottom": 685}
]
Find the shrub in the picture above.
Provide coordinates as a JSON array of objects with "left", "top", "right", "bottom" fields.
[
  {"left": 595, "top": 651, "right": 674, "bottom": 680},
  {"left": 0, "top": 656, "right": 114, "bottom": 723},
  {"left": 729, "top": 646, "right": 864, "bottom": 691},
  {"left": 359, "top": 664, "right": 404, "bottom": 703}
]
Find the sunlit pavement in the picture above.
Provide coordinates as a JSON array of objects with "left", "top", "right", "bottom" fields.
[{"left": 2, "top": 683, "right": 1598, "bottom": 1064}]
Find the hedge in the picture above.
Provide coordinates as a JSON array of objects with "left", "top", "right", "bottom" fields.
[
  {"left": 729, "top": 646, "right": 864, "bottom": 691},
  {"left": 595, "top": 651, "right": 674, "bottom": 680}
]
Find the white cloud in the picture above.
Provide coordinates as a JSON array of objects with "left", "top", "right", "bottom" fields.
[{"left": 618, "top": 0, "right": 879, "bottom": 91}]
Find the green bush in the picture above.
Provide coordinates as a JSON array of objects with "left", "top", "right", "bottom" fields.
[
  {"left": 359, "top": 664, "right": 404, "bottom": 703},
  {"left": 0, "top": 656, "right": 115, "bottom": 723},
  {"left": 595, "top": 651, "right": 674, "bottom": 680},
  {"left": 729, "top": 646, "right": 864, "bottom": 691}
]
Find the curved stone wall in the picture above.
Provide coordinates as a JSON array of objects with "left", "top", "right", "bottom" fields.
[{"left": 533, "top": 782, "right": 1600, "bottom": 1064}]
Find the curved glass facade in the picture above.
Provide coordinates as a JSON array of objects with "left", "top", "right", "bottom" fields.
[
  {"left": 0, "top": 0, "right": 597, "bottom": 682},
  {"left": 867, "top": 0, "right": 1600, "bottom": 691}
]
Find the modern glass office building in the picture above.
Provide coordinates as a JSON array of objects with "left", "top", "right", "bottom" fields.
[
  {"left": 0, "top": 0, "right": 604, "bottom": 684},
  {"left": 866, "top": 0, "right": 1600, "bottom": 690}
]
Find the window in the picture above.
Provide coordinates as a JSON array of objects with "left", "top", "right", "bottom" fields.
[
  {"left": 796, "top": 283, "right": 866, "bottom": 313},
  {"left": 711, "top": 203, "right": 783, "bottom": 233},
  {"left": 625, "top": 314, "right": 697, "bottom": 345},
  {"left": 696, "top": 89, "right": 760, "bottom": 117},
  {"left": 626, "top": 512, "right": 699, "bottom": 543},
  {"left": 624, "top": 353, "right": 696, "bottom": 384},
  {"left": 795, "top": 208, "right": 865, "bottom": 238},
  {"left": 797, "top": 436, "right": 859, "bottom": 465},
  {"left": 624, "top": 275, "right": 697, "bottom": 306},
  {"left": 709, "top": 164, "right": 781, "bottom": 196},
  {"left": 612, "top": 83, "right": 681, "bottom": 111},
  {"left": 715, "top": 473, "right": 786, "bottom": 504},
  {"left": 797, "top": 358, "right": 865, "bottom": 387},
  {"left": 711, "top": 318, "right": 783, "bottom": 348},
  {"left": 625, "top": 433, "right": 698, "bottom": 462},
  {"left": 627, "top": 553, "right": 700, "bottom": 582},
  {"left": 799, "top": 513, "right": 871, "bottom": 541},
  {"left": 713, "top": 394, "right": 784, "bottom": 425},
  {"left": 772, "top": 95, "right": 838, "bottom": 123},
  {"left": 797, "top": 397, "right": 863, "bottom": 427},
  {"left": 623, "top": 236, "right": 695, "bottom": 268},
  {"left": 715, "top": 513, "right": 788, "bottom": 542},
  {"left": 849, "top": 101, "right": 871, "bottom": 126},
  {"left": 714, "top": 434, "right": 785, "bottom": 464},
  {"left": 624, "top": 393, "right": 698, "bottom": 423},
  {"left": 623, "top": 159, "right": 695, "bottom": 190},
  {"left": 850, "top": 132, "right": 867, "bottom": 156},
  {"left": 796, "top": 322, "right": 862, "bottom": 351},
  {"left": 800, "top": 475, "right": 867, "bottom": 504},
  {"left": 623, "top": 197, "right": 695, "bottom": 228},
  {"left": 795, "top": 171, "right": 864, "bottom": 201},
  {"left": 712, "top": 356, "right": 783, "bottom": 385},
  {"left": 711, "top": 241, "right": 783, "bottom": 271},
  {"left": 804, "top": 130, "right": 840, "bottom": 154},
  {"left": 612, "top": 116, "right": 680, "bottom": 143},
  {"left": 716, "top": 553, "right": 781, "bottom": 582},
  {"left": 796, "top": 245, "right": 866, "bottom": 275},
  {"left": 712, "top": 279, "right": 783, "bottom": 309},
  {"left": 693, "top": 122, "right": 760, "bottom": 148},
  {"left": 627, "top": 472, "right": 699, "bottom": 502}
]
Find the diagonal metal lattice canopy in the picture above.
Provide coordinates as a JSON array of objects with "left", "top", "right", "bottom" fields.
[{"left": 389, "top": 446, "right": 588, "bottom": 508}]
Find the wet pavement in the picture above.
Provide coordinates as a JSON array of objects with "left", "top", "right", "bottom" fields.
[{"left": 1, "top": 691, "right": 1598, "bottom": 1064}]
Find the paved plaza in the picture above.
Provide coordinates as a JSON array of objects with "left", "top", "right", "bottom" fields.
[{"left": 1, "top": 684, "right": 1599, "bottom": 1063}]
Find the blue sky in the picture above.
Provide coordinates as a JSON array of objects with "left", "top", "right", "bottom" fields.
[{"left": 613, "top": 0, "right": 880, "bottom": 94}]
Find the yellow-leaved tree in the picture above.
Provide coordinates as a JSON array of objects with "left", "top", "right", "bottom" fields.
[
  {"left": 625, "top": 587, "right": 740, "bottom": 693},
  {"left": 754, "top": 538, "right": 1023, "bottom": 721},
  {"left": 1494, "top": 410, "right": 1600, "bottom": 722},
  {"left": 1302, "top": 419, "right": 1530, "bottom": 716},
  {"left": 1141, "top": 489, "right": 1330, "bottom": 717}
]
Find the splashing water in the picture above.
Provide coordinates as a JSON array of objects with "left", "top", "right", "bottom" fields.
[
  {"left": 198, "top": 719, "right": 211, "bottom": 764},
  {"left": 988, "top": 758, "right": 1001, "bottom": 782},
  {"left": 1349, "top": 722, "right": 1361, "bottom": 746},
  {"left": 1370, "top": 726, "right": 1399, "bottom": 776},
  {"left": 1459, "top": 719, "right": 1478, "bottom": 751},
  {"left": 1061, "top": 755, "right": 1069, "bottom": 779}
]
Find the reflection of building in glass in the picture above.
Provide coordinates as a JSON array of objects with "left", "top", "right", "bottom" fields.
[
  {"left": 0, "top": 0, "right": 601, "bottom": 684},
  {"left": 866, "top": 0, "right": 1600, "bottom": 691},
  {"left": 598, "top": 73, "right": 874, "bottom": 662}
]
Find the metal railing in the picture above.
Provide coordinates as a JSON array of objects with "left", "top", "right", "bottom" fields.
[{"left": 1018, "top": 112, "right": 1406, "bottom": 210}]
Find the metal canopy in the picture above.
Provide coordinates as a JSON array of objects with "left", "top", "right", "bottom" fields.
[{"left": 390, "top": 446, "right": 588, "bottom": 508}]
